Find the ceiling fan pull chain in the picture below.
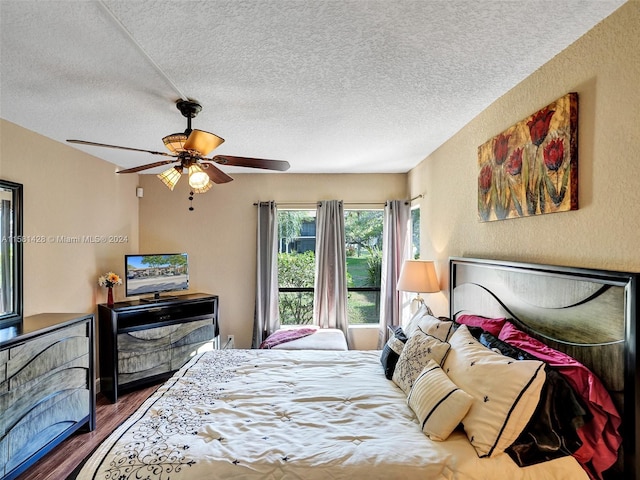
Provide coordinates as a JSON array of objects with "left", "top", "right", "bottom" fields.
[{"left": 189, "top": 191, "right": 195, "bottom": 211}]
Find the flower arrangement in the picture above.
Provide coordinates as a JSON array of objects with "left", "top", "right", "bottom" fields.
[{"left": 98, "top": 272, "right": 122, "bottom": 288}]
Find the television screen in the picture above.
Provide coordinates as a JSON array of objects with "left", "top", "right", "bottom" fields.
[{"left": 125, "top": 253, "right": 189, "bottom": 299}]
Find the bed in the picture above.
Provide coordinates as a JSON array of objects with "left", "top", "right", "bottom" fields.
[{"left": 72, "top": 257, "right": 638, "bottom": 480}]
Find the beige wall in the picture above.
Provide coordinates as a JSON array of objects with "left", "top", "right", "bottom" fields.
[
  {"left": 409, "top": 1, "right": 640, "bottom": 317},
  {"left": 138, "top": 173, "right": 407, "bottom": 348},
  {"left": 0, "top": 119, "right": 140, "bottom": 316}
]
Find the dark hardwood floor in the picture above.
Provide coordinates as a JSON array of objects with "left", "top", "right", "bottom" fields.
[{"left": 15, "top": 384, "right": 159, "bottom": 480}]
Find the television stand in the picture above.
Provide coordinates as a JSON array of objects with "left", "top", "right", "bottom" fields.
[{"left": 98, "top": 293, "right": 219, "bottom": 402}]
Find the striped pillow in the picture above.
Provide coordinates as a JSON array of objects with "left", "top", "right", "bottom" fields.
[{"left": 407, "top": 360, "right": 473, "bottom": 441}]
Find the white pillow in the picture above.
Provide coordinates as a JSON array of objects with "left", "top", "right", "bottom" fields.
[
  {"left": 392, "top": 329, "right": 451, "bottom": 394},
  {"left": 443, "top": 325, "right": 546, "bottom": 458},
  {"left": 407, "top": 360, "right": 473, "bottom": 441},
  {"left": 405, "top": 310, "right": 454, "bottom": 342},
  {"left": 403, "top": 304, "right": 429, "bottom": 337}
]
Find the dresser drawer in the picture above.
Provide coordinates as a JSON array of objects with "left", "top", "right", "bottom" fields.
[
  {"left": 170, "top": 319, "right": 215, "bottom": 369},
  {"left": 0, "top": 359, "right": 89, "bottom": 436},
  {"left": 1, "top": 388, "right": 89, "bottom": 473},
  {"left": 117, "top": 327, "right": 172, "bottom": 386},
  {"left": 7, "top": 323, "right": 87, "bottom": 372},
  {"left": 7, "top": 335, "right": 89, "bottom": 390}
]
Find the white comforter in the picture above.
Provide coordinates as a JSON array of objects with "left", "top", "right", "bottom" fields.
[{"left": 76, "top": 349, "right": 588, "bottom": 480}]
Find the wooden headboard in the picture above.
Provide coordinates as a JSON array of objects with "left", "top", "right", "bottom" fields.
[{"left": 449, "top": 257, "right": 638, "bottom": 479}]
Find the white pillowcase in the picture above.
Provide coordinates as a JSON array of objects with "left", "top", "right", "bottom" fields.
[
  {"left": 403, "top": 304, "right": 430, "bottom": 336},
  {"left": 392, "top": 329, "right": 451, "bottom": 394},
  {"left": 404, "top": 309, "right": 454, "bottom": 342},
  {"left": 443, "top": 325, "right": 546, "bottom": 458},
  {"left": 407, "top": 360, "right": 473, "bottom": 441}
]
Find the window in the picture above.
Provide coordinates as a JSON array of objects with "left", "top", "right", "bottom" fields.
[
  {"left": 278, "top": 210, "right": 316, "bottom": 325},
  {"left": 277, "top": 209, "right": 384, "bottom": 325},
  {"left": 344, "top": 210, "right": 383, "bottom": 324},
  {"left": 411, "top": 205, "right": 420, "bottom": 259}
]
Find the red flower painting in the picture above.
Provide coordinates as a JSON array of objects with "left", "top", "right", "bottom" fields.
[
  {"left": 506, "top": 148, "right": 523, "bottom": 176},
  {"left": 493, "top": 133, "right": 511, "bottom": 165},
  {"left": 527, "top": 107, "right": 555, "bottom": 146},
  {"left": 478, "top": 164, "right": 493, "bottom": 193},
  {"left": 476, "top": 93, "right": 578, "bottom": 221},
  {"left": 543, "top": 138, "right": 564, "bottom": 171}
]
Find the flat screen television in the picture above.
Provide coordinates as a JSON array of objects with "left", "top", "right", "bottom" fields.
[{"left": 124, "top": 253, "right": 189, "bottom": 301}]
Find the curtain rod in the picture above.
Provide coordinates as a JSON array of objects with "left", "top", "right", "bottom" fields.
[
  {"left": 253, "top": 194, "right": 423, "bottom": 207},
  {"left": 253, "top": 201, "right": 386, "bottom": 207}
]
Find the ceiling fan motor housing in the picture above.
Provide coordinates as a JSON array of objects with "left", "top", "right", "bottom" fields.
[{"left": 176, "top": 100, "right": 202, "bottom": 118}]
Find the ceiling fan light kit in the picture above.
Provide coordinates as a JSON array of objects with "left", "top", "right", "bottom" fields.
[
  {"left": 190, "top": 181, "right": 213, "bottom": 194},
  {"left": 187, "top": 164, "right": 210, "bottom": 190},
  {"left": 66, "top": 99, "right": 290, "bottom": 209},
  {"left": 162, "top": 133, "right": 188, "bottom": 154},
  {"left": 157, "top": 165, "right": 183, "bottom": 190}
]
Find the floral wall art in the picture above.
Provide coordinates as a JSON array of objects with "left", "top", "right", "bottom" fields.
[{"left": 478, "top": 93, "right": 578, "bottom": 222}]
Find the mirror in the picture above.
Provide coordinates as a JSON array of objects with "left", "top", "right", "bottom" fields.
[{"left": 0, "top": 180, "right": 23, "bottom": 324}]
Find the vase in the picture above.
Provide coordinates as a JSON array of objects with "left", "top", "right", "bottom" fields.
[{"left": 107, "top": 286, "right": 114, "bottom": 307}]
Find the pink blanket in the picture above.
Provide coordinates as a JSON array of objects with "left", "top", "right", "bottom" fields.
[{"left": 259, "top": 328, "right": 317, "bottom": 349}]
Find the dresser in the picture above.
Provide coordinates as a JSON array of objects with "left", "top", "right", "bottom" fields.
[
  {"left": 0, "top": 313, "right": 95, "bottom": 480},
  {"left": 98, "top": 293, "right": 219, "bottom": 402}
]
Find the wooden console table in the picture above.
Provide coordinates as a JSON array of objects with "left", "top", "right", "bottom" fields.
[{"left": 98, "top": 293, "right": 219, "bottom": 403}]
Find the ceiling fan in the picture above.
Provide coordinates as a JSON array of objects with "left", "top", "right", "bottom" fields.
[{"left": 67, "top": 100, "right": 290, "bottom": 195}]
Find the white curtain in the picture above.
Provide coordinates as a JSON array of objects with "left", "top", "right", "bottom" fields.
[
  {"left": 313, "top": 200, "right": 349, "bottom": 342},
  {"left": 378, "top": 200, "right": 411, "bottom": 347},
  {"left": 252, "top": 201, "right": 280, "bottom": 348}
]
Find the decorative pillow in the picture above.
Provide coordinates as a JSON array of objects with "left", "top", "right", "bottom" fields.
[
  {"left": 465, "top": 327, "right": 586, "bottom": 465},
  {"left": 405, "top": 310, "right": 454, "bottom": 342},
  {"left": 392, "top": 329, "right": 451, "bottom": 394},
  {"left": 403, "top": 304, "right": 430, "bottom": 337},
  {"left": 380, "top": 327, "right": 408, "bottom": 379},
  {"left": 442, "top": 325, "right": 546, "bottom": 458},
  {"left": 407, "top": 360, "right": 473, "bottom": 441},
  {"left": 498, "top": 321, "right": 622, "bottom": 476},
  {"left": 456, "top": 314, "right": 506, "bottom": 337}
]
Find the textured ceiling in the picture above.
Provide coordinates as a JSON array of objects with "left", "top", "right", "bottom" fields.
[{"left": 0, "top": 0, "right": 626, "bottom": 175}]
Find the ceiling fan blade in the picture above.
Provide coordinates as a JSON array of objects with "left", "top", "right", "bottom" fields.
[
  {"left": 183, "top": 129, "right": 225, "bottom": 156},
  {"left": 200, "top": 162, "right": 234, "bottom": 184},
  {"left": 67, "top": 139, "right": 175, "bottom": 157},
  {"left": 211, "top": 155, "right": 290, "bottom": 172},
  {"left": 117, "top": 160, "right": 177, "bottom": 173}
]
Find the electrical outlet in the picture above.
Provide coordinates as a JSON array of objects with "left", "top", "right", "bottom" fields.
[{"left": 226, "top": 334, "right": 235, "bottom": 349}]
